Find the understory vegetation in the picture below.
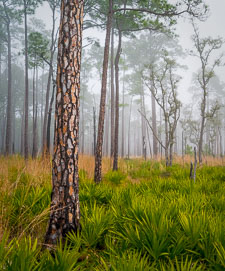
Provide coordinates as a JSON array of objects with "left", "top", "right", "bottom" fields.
[{"left": 0, "top": 155, "right": 225, "bottom": 270}]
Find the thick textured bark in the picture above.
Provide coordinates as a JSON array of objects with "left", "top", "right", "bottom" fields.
[
  {"left": 94, "top": 0, "right": 113, "bottom": 183},
  {"left": 45, "top": 0, "right": 83, "bottom": 245},
  {"left": 110, "top": 24, "right": 114, "bottom": 158},
  {"left": 24, "top": 2, "right": 29, "bottom": 159},
  {"left": 113, "top": 30, "right": 122, "bottom": 171},
  {"left": 42, "top": 5, "right": 57, "bottom": 154},
  {"left": 5, "top": 21, "right": 12, "bottom": 155}
]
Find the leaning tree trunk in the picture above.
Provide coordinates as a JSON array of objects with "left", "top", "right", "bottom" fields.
[
  {"left": 94, "top": 0, "right": 113, "bottom": 183},
  {"left": 5, "top": 21, "right": 12, "bottom": 155},
  {"left": 45, "top": 0, "right": 84, "bottom": 246},
  {"left": 113, "top": 30, "right": 122, "bottom": 171}
]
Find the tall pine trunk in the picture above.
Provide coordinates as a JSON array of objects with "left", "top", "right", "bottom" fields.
[
  {"left": 45, "top": 0, "right": 84, "bottom": 245},
  {"left": 46, "top": 82, "right": 55, "bottom": 153},
  {"left": 121, "top": 63, "right": 125, "bottom": 158},
  {"left": 42, "top": 6, "right": 56, "bottom": 154},
  {"left": 151, "top": 92, "right": 158, "bottom": 157},
  {"left": 94, "top": 0, "right": 113, "bottom": 183},
  {"left": 127, "top": 96, "right": 133, "bottom": 159},
  {"left": 93, "top": 107, "right": 96, "bottom": 155},
  {"left": 113, "top": 30, "right": 122, "bottom": 171},
  {"left": 24, "top": 1, "right": 29, "bottom": 159},
  {"left": 32, "top": 66, "right": 38, "bottom": 158},
  {"left": 5, "top": 21, "right": 12, "bottom": 155},
  {"left": 20, "top": 103, "right": 25, "bottom": 156},
  {"left": 110, "top": 24, "right": 114, "bottom": 158}
]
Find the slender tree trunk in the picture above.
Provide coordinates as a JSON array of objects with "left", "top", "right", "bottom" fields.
[
  {"left": 41, "top": 65, "right": 44, "bottom": 147},
  {"left": 146, "top": 125, "right": 152, "bottom": 159},
  {"left": 165, "top": 117, "right": 169, "bottom": 166},
  {"left": 151, "top": 92, "right": 157, "bottom": 157},
  {"left": 104, "top": 87, "right": 110, "bottom": 156},
  {"left": 140, "top": 88, "right": 147, "bottom": 159},
  {"left": 20, "top": 103, "right": 25, "bottom": 156},
  {"left": 24, "top": 2, "right": 29, "bottom": 159},
  {"left": 217, "top": 126, "right": 220, "bottom": 157},
  {"left": 81, "top": 91, "right": 84, "bottom": 154},
  {"left": 32, "top": 66, "right": 37, "bottom": 158},
  {"left": 35, "top": 67, "right": 39, "bottom": 155},
  {"left": 169, "top": 142, "right": 173, "bottom": 166},
  {"left": 182, "top": 131, "right": 184, "bottom": 158},
  {"left": 128, "top": 96, "right": 133, "bottom": 159},
  {"left": 93, "top": 107, "right": 96, "bottom": 155},
  {"left": 110, "top": 24, "right": 114, "bottom": 158},
  {"left": 121, "top": 58, "right": 125, "bottom": 158},
  {"left": 113, "top": 30, "right": 122, "bottom": 171},
  {"left": 5, "top": 22, "right": 12, "bottom": 155},
  {"left": 46, "top": 82, "right": 55, "bottom": 153},
  {"left": 45, "top": 0, "right": 84, "bottom": 245},
  {"left": 1, "top": 114, "right": 6, "bottom": 154},
  {"left": 199, "top": 92, "right": 206, "bottom": 164},
  {"left": 42, "top": 6, "right": 56, "bottom": 154},
  {"left": 94, "top": 0, "right": 113, "bottom": 183}
]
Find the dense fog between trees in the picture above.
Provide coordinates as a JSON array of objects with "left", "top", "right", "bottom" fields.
[{"left": 0, "top": 0, "right": 225, "bottom": 163}]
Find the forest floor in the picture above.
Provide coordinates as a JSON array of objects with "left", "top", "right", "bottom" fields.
[{"left": 0, "top": 155, "right": 225, "bottom": 270}]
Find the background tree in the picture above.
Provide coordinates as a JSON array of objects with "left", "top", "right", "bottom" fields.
[
  {"left": 27, "top": 31, "right": 49, "bottom": 158},
  {"left": 0, "top": 0, "right": 21, "bottom": 155},
  {"left": 190, "top": 23, "right": 223, "bottom": 163},
  {"left": 94, "top": 0, "right": 113, "bottom": 183},
  {"left": 42, "top": 0, "right": 60, "bottom": 155},
  {"left": 143, "top": 54, "right": 182, "bottom": 166}
]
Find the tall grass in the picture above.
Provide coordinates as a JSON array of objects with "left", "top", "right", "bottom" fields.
[{"left": 0, "top": 155, "right": 225, "bottom": 270}]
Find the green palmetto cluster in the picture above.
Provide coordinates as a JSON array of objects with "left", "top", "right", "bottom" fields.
[{"left": 0, "top": 157, "right": 225, "bottom": 270}]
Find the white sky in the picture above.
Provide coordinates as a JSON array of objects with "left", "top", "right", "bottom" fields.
[{"left": 36, "top": 0, "right": 225, "bottom": 105}]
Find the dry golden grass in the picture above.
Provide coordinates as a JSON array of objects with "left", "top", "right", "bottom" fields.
[
  {"left": 173, "top": 154, "right": 225, "bottom": 166},
  {"left": 1, "top": 154, "right": 224, "bottom": 186}
]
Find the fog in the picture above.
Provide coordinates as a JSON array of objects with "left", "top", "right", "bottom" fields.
[{"left": 0, "top": 0, "right": 225, "bottom": 160}]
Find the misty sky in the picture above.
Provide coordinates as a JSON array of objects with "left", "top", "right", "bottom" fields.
[{"left": 36, "top": 0, "right": 225, "bottom": 105}]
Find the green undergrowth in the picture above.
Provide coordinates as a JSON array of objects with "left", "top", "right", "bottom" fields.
[{"left": 0, "top": 158, "right": 225, "bottom": 270}]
